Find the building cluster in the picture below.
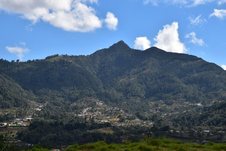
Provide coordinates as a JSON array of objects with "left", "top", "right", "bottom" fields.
[
  {"left": 74, "top": 99, "right": 153, "bottom": 128},
  {"left": 0, "top": 117, "right": 33, "bottom": 128}
]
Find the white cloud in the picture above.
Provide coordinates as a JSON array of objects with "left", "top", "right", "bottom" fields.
[
  {"left": 154, "top": 22, "right": 187, "bottom": 53},
  {"left": 218, "top": 0, "right": 226, "bottom": 5},
  {"left": 6, "top": 45, "right": 28, "bottom": 60},
  {"left": 210, "top": 9, "right": 226, "bottom": 19},
  {"left": 189, "top": 15, "right": 206, "bottom": 25},
  {"left": 221, "top": 65, "right": 226, "bottom": 70},
  {"left": 186, "top": 32, "right": 205, "bottom": 46},
  {"left": 134, "top": 37, "right": 151, "bottom": 50},
  {"left": 0, "top": 0, "right": 115, "bottom": 32},
  {"left": 144, "top": 0, "right": 214, "bottom": 7},
  {"left": 42, "top": 2, "right": 102, "bottom": 32},
  {"left": 104, "top": 12, "right": 118, "bottom": 30}
]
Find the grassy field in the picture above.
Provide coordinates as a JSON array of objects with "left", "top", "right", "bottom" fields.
[
  {"left": 1, "top": 137, "right": 226, "bottom": 151},
  {"left": 64, "top": 138, "right": 226, "bottom": 151}
]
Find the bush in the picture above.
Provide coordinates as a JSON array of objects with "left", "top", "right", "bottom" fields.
[{"left": 138, "top": 145, "right": 153, "bottom": 151}]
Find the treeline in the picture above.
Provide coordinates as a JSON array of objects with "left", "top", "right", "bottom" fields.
[{"left": 18, "top": 120, "right": 154, "bottom": 147}]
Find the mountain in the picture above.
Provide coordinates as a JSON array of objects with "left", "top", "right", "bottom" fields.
[
  {"left": 0, "top": 41, "right": 226, "bottom": 123},
  {"left": 0, "top": 73, "right": 36, "bottom": 108}
]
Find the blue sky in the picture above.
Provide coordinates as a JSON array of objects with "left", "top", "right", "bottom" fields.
[{"left": 0, "top": 0, "right": 226, "bottom": 69}]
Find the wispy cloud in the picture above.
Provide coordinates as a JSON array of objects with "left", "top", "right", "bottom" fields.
[
  {"left": 144, "top": 0, "right": 216, "bottom": 7},
  {"left": 191, "top": 0, "right": 207, "bottom": 6},
  {"left": 186, "top": 32, "right": 205, "bottom": 46},
  {"left": 143, "top": 0, "right": 158, "bottom": 5},
  {"left": 210, "top": 9, "right": 226, "bottom": 19},
  {"left": 218, "top": 0, "right": 226, "bottom": 5},
  {"left": 189, "top": 15, "right": 206, "bottom": 25},
  {"left": 6, "top": 44, "right": 29, "bottom": 60}
]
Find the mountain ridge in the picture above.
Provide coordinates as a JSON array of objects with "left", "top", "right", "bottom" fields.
[
  {"left": 0, "top": 40, "right": 226, "bottom": 98},
  {"left": 0, "top": 41, "right": 226, "bottom": 121}
]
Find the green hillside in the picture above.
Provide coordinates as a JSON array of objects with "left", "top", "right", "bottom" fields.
[
  {"left": 0, "top": 41, "right": 226, "bottom": 108},
  {"left": 1, "top": 41, "right": 226, "bottom": 145}
]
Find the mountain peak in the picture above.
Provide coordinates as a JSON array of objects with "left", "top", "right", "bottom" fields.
[{"left": 109, "top": 40, "right": 130, "bottom": 50}]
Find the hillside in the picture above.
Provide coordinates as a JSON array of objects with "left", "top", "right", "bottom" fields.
[
  {"left": 0, "top": 73, "right": 36, "bottom": 108},
  {"left": 0, "top": 41, "right": 226, "bottom": 142},
  {"left": 0, "top": 41, "right": 226, "bottom": 107}
]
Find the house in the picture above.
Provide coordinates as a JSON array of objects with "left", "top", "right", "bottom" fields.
[{"left": 0, "top": 122, "right": 7, "bottom": 128}]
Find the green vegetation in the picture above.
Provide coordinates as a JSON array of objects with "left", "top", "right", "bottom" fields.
[
  {"left": 0, "top": 74, "right": 35, "bottom": 108},
  {"left": 2, "top": 135, "right": 226, "bottom": 151},
  {"left": 18, "top": 120, "right": 152, "bottom": 147},
  {"left": 0, "top": 135, "right": 23, "bottom": 151},
  {"left": 1, "top": 41, "right": 226, "bottom": 110},
  {"left": 64, "top": 138, "right": 226, "bottom": 151},
  {"left": 27, "top": 145, "right": 49, "bottom": 151},
  {"left": 1, "top": 41, "right": 226, "bottom": 147}
]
